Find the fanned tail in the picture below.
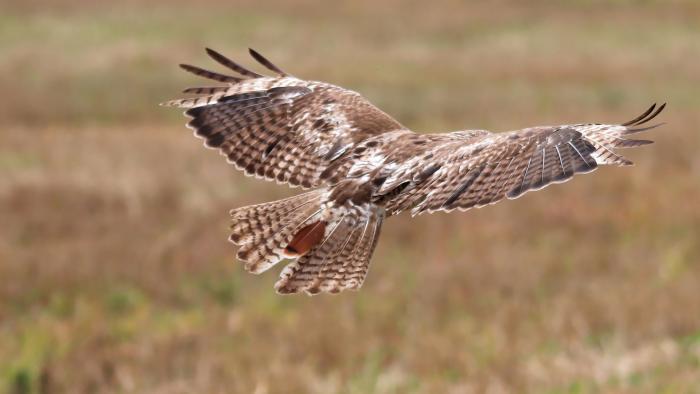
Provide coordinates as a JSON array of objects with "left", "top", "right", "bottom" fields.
[{"left": 229, "top": 189, "right": 384, "bottom": 295}]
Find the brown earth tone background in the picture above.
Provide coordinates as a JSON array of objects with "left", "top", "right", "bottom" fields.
[{"left": 1, "top": 1, "right": 699, "bottom": 393}]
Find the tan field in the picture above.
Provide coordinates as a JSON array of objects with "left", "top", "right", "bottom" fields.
[{"left": 1, "top": 1, "right": 699, "bottom": 393}]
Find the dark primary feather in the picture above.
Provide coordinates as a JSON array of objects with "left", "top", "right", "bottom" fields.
[
  {"left": 621, "top": 103, "right": 657, "bottom": 126},
  {"left": 248, "top": 48, "right": 288, "bottom": 76},
  {"left": 179, "top": 63, "right": 242, "bottom": 83},
  {"left": 621, "top": 102, "right": 666, "bottom": 126},
  {"left": 205, "top": 47, "right": 263, "bottom": 78},
  {"left": 182, "top": 86, "right": 231, "bottom": 94}
]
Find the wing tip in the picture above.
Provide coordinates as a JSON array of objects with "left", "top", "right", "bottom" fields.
[
  {"left": 621, "top": 102, "right": 667, "bottom": 127},
  {"left": 178, "top": 62, "right": 242, "bottom": 83},
  {"left": 205, "top": 47, "right": 264, "bottom": 78},
  {"left": 248, "top": 47, "right": 288, "bottom": 77}
]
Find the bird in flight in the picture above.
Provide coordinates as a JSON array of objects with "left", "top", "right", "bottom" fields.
[{"left": 163, "top": 48, "right": 665, "bottom": 295}]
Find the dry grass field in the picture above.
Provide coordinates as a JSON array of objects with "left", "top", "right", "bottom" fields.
[{"left": 1, "top": 1, "right": 699, "bottom": 393}]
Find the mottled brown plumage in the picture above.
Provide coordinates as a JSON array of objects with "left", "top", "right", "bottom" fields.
[{"left": 164, "top": 48, "right": 665, "bottom": 295}]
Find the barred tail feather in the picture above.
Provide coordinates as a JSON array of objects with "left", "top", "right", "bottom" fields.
[{"left": 230, "top": 190, "right": 385, "bottom": 295}]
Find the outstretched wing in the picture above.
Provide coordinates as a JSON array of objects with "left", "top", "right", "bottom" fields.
[
  {"left": 163, "top": 48, "right": 405, "bottom": 189},
  {"left": 381, "top": 104, "right": 666, "bottom": 215}
]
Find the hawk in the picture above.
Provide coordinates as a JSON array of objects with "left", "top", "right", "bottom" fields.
[{"left": 163, "top": 48, "right": 665, "bottom": 295}]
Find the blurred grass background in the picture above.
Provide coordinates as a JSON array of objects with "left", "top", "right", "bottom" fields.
[{"left": 1, "top": 0, "right": 699, "bottom": 393}]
